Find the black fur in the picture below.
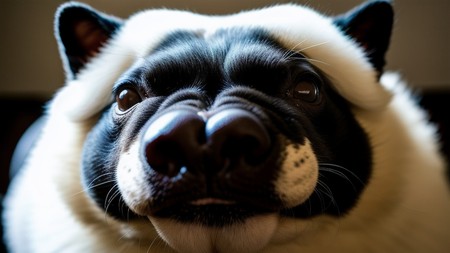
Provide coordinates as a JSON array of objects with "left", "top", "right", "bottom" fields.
[
  {"left": 334, "top": 0, "right": 393, "bottom": 74},
  {"left": 55, "top": 2, "right": 122, "bottom": 78},
  {"left": 82, "top": 28, "right": 372, "bottom": 224}
]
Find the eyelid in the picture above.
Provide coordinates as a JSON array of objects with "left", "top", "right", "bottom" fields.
[
  {"left": 113, "top": 82, "right": 129, "bottom": 95},
  {"left": 294, "top": 65, "right": 321, "bottom": 78},
  {"left": 113, "top": 80, "right": 142, "bottom": 96}
]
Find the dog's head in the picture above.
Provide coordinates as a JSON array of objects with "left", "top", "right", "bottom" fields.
[{"left": 53, "top": 1, "right": 393, "bottom": 252}]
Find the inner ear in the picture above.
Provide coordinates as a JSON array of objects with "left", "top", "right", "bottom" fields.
[
  {"left": 55, "top": 2, "right": 122, "bottom": 78},
  {"left": 334, "top": 1, "right": 394, "bottom": 73}
]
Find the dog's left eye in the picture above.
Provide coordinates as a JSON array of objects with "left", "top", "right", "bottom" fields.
[
  {"left": 293, "top": 80, "right": 320, "bottom": 103},
  {"left": 116, "top": 88, "right": 142, "bottom": 112}
]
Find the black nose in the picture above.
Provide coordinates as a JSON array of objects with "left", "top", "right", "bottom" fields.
[{"left": 142, "top": 108, "right": 271, "bottom": 177}]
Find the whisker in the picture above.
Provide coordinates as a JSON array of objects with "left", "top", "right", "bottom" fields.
[
  {"left": 319, "top": 167, "right": 358, "bottom": 193},
  {"left": 146, "top": 236, "right": 159, "bottom": 253},
  {"left": 84, "top": 171, "right": 115, "bottom": 188},
  {"left": 281, "top": 38, "right": 309, "bottom": 60},
  {"left": 316, "top": 181, "right": 334, "bottom": 204},
  {"left": 280, "top": 40, "right": 330, "bottom": 66},
  {"left": 70, "top": 179, "right": 117, "bottom": 197},
  {"left": 319, "top": 167, "right": 353, "bottom": 184},
  {"left": 316, "top": 179, "right": 340, "bottom": 215},
  {"left": 319, "top": 163, "right": 365, "bottom": 185},
  {"left": 313, "top": 185, "right": 326, "bottom": 212},
  {"left": 295, "top": 41, "right": 329, "bottom": 53},
  {"left": 104, "top": 185, "right": 121, "bottom": 220},
  {"left": 292, "top": 56, "right": 330, "bottom": 66},
  {"left": 284, "top": 41, "right": 330, "bottom": 66}
]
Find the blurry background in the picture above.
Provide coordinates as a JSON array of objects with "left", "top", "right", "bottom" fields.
[
  {"left": 0, "top": 1, "right": 449, "bottom": 249},
  {"left": 1, "top": 0, "right": 449, "bottom": 97}
]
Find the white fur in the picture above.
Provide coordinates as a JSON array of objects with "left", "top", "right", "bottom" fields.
[
  {"left": 275, "top": 140, "right": 318, "bottom": 207},
  {"left": 150, "top": 215, "right": 278, "bottom": 253},
  {"left": 3, "top": 4, "right": 450, "bottom": 253},
  {"left": 117, "top": 141, "right": 152, "bottom": 216}
]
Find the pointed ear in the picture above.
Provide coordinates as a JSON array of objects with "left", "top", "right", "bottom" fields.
[
  {"left": 55, "top": 2, "right": 122, "bottom": 79},
  {"left": 334, "top": 0, "right": 394, "bottom": 74}
]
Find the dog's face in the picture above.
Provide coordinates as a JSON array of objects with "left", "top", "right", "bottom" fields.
[
  {"left": 84, "top": 28, "right": 372, "bottom": 219},
  {"left": 54, "top": 1, "right": 393, "bottom": 252}
]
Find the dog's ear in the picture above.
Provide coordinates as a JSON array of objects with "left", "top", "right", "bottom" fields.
[
  {"left": 55, "top": 2, "right": 122, "bottom": 79},
  {"left": 334, "top": 0, "right": 394, "bottom": 74}
]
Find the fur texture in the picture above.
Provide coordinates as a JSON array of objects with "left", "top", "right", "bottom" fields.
[{"left": 3, "top": 2, "right": 450, "bottom": 253}]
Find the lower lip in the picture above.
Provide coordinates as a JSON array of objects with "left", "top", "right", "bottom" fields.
[{"left": 190, "top": 198, "right": 236, "bottom": 206}]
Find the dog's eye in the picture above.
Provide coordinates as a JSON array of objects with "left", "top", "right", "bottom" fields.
[
  {"left": 293, "top": 81, "right": 320, "bottom": 103},
  {"left": 116, "top": 88, "right": 142, "bottom": 111}
]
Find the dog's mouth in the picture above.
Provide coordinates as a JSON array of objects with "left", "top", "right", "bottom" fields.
[
  {"left": 153, "top": 198, "right": 271, "bottom": 227},
  {"left": 190, "top": 197, "right": 236, "bottom": 206},
  {"left": 143, "top": 163, "right": 284, "bottom": 224}
]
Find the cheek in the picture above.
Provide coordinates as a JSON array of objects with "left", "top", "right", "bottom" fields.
[
  {"left": 116, "top": 141, "right": 153, "bottom": 215},
  {"left": 274, "top": 139, "right": 319, "bottom": 207}
]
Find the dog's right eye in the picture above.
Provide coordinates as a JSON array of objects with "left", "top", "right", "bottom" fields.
[{"left": 116, "top": 88, "right": 142, "bottom": 112}]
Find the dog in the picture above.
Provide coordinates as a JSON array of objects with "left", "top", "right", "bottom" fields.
[{"left": 3, "top": 1, "right": 450, "bottom": 252}]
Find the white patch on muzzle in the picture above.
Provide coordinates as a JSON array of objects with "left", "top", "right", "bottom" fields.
[
  {"left": 116, "top": 141, "right": 152, "bottom": 216},
  {"left": 275, "top": 139, "right": 319, "bottom": 207}
]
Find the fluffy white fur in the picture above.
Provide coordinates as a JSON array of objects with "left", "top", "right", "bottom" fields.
[{"left": 4, "top": 4, "right": 450, "bottom": 253}]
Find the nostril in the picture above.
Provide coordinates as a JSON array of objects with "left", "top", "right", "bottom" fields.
[
  {"left": 144, "top": 139, "right": 182, "bottom": 177},
  {"left": 205, "top": 109, "right": 271, "bottom": 168},
  {"left": 142, "top": 110, "right": 205, "bottom": 176}
]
